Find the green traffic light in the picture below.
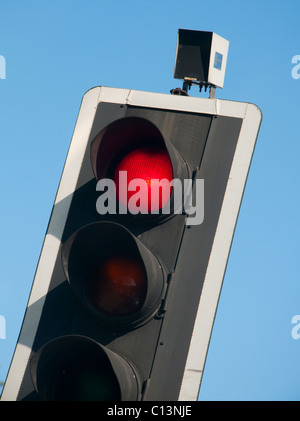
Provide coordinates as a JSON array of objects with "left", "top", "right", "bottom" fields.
[
  {"left": 31, "top": 335, "right": 139, "bottom": 401},
  {"left": 53, "top": 359, "right": 121, "bottom": 401}
]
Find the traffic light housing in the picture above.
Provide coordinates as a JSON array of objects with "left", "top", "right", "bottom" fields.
[{"left": 1, "top": 87, "right": 261, "bottom": 401}]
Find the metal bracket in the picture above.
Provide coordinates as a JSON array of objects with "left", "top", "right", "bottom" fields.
[
  {"left": 182, "top": 79, "right": 216, "bottom": 98},
  {"left": 157, "top": 270, "right": 175, "bottom": 318}
]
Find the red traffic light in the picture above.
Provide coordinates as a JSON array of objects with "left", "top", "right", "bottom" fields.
[
  {"left": 113, "top": 143, "right": 173, "bottom": 213},
  {"left": 2, "top": 87, "right": 261, "bottom": 403},
  {"left": 90, "top": 117, "right": 189, "bottom": 218}
]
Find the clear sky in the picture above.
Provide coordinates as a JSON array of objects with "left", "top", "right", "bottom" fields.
[{"left": 1, "top": 0, "right": 300, "bottom": 401}]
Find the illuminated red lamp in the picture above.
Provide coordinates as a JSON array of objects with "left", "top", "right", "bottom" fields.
[
  {"left": 90, "top": 117, "right": 189, "bottom": 219},
  {"left": 113, "top": 144, "right": 173, "bottom": 213}
]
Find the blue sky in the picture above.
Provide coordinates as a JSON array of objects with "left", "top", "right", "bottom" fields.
[{"left": 1, "top": 0, "right": 300, "bottom": 400}]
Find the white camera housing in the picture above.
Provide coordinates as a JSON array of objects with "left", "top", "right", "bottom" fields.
[{"left": 174, "top": 29, "right": 229, "bottom": 89}]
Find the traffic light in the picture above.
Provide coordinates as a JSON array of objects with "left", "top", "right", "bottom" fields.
[{"left": 1, "top": 87, "right": 261, "bottom": 401}]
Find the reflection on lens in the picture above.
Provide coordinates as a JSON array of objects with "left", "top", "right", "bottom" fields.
[{"left": 86, "top": 255, "right": 147, "bottom": 317}]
